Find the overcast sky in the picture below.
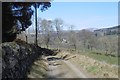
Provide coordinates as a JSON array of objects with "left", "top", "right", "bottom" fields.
[{"left": 28, "top": 2, "right": 118, "bottom": 31}]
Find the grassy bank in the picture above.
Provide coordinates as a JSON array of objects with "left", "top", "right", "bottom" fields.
[
  {"left": 40, "top": 45, "right": 118, "bottom": 65},
  {"left": 78, "top": 50, "right": 118, "bottom": 65}
]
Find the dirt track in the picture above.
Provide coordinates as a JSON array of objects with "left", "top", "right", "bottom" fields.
[
  {"left": 46, "top": 56, "right": 87, "bottom": 78},
  {"left": 28, "top": 51, "right": 118, "bottom": 78}
]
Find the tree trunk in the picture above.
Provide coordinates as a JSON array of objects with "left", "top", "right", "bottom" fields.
[
  {"left": 35, "top": 3, "right": 38, "bottom": 45},
  {"left": 25, "top": 35, "right": 28, "bottom": 43}
]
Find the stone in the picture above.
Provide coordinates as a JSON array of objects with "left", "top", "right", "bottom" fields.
[{"left": 1, "top": 40, "right": 42, "bottom": 79}]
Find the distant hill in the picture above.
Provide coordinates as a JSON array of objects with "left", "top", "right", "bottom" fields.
[
  {"left": 94, "top": 25, "right": 120, "bottom": 37},
  {"left": 85, "top": 28, "right": 98, "bottom": 32},
  {"left": 26, "top": 25, "right": 119, "bottom": 38}
]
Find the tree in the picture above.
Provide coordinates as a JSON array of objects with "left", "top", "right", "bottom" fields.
[
  {"left": 2, "top": 2, "right": 51, "bottom": 42},
  {"left": 53, "top": 18, "right": 64, "bottom": 49},
  {"left": 53, "top": 18, "right": 63, "bottom": 42},
  {"left": 68, "top": 25, "right": 77, "bottom": 51},
  {"left": 40, "top": 19, "right": 53, "bottom": 48},
  {"left": 34, "top": 3, "right": 38, "bottom": 45},
  {"left": 97, "top": 35, "right": 118, "bottom": 56},
  {"left": 78, "top": 29, "right": 96, "bottom": 51}
]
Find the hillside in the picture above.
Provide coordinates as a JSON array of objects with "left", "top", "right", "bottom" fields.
[{"left": 94, "top": 25, "right": 119, "bottom": 37}]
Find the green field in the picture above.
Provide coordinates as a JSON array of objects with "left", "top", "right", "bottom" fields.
[{"left": 79, "top": 50, "right": 118, "bottom": 65}]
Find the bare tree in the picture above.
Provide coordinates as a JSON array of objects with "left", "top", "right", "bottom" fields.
[
  {"left": 53, "top": 18, "right": 63, "bottom": 42},
  {"left": 53, "top": 18, "right": 64, "bottom": 49},
  {"left": 37, "top": 18, "right": 42, "bottom": 32},
  {"left": 78, "top": 29, "right": 96, "bottom": 51},
  {"left": 68, "top": 25, "right": 77, "bottom": 51},
  {"left": 40, "top": 19, "right": 53, "bottom": 48},
  {"left": 97, "top": 36, "right": 118, "bottom": 56}
]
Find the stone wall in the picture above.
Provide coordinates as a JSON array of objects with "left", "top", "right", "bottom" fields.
[{"left": 1, "top": 39, "right": 47, "bottom": 79}]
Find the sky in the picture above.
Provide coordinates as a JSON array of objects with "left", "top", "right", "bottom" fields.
[
  {"left": 53, "top": 0, "right": 119, "bottom": 2},
  {"left": 29, "top": 2, "right": 118, "bottom": 31}
]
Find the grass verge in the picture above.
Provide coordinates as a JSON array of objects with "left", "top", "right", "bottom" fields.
[{"left": 79, "top": 50, "right": 118, "bottom": 65}]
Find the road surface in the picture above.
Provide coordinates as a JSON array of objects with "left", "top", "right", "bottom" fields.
[
  {"left": 46, "top": 56, "right": 87, "bottom": 78},
  {"left": 28, "top": 55, "right": 89, "bottom": 78}
]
